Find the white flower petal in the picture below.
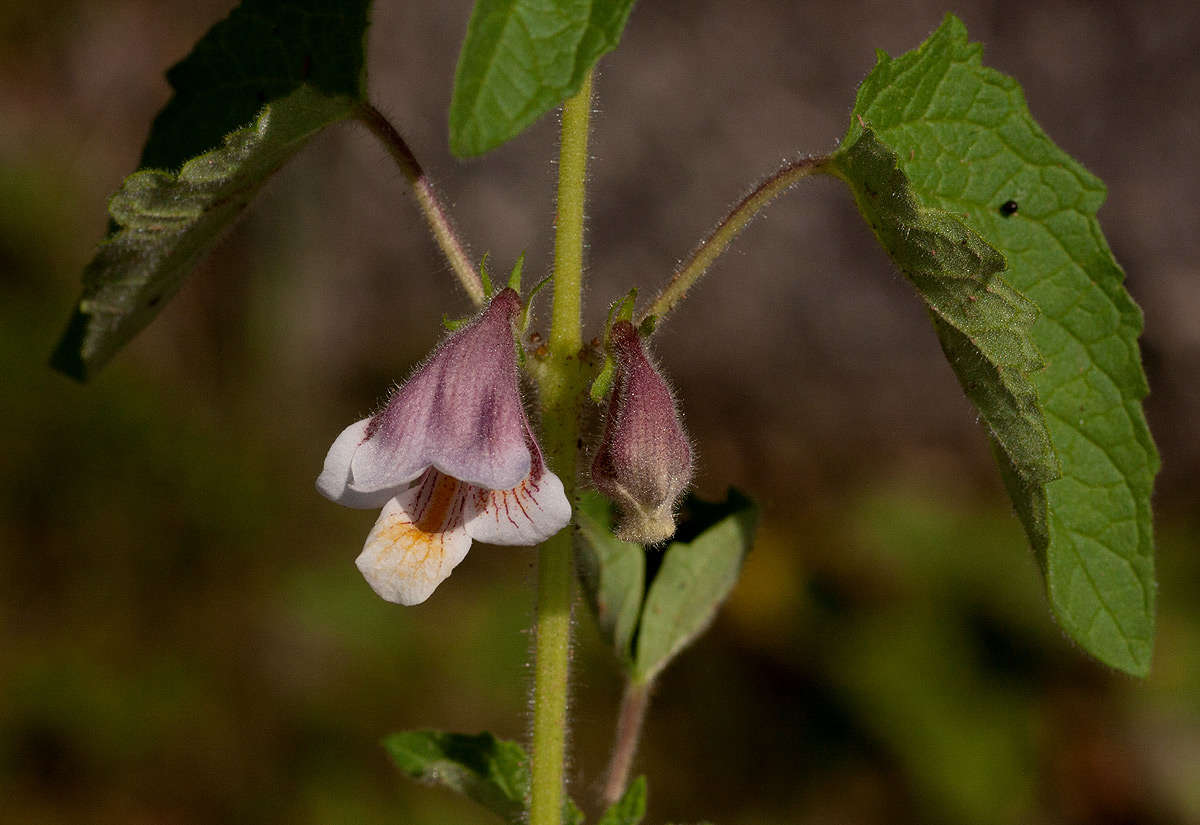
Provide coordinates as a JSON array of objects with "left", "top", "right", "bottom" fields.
[
  {"left": 464, "top": 468, "right": 572, "bottom": 546},
  {"left": 315, "top": 418, "right": 408, "bottom": 509},
  {"left": 355, "top": 471, "right": 473, "bottom": 605}
]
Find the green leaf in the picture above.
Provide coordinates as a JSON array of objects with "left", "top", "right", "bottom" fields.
[
  {"left": 575, "top": 490, "right": 645, "bottom": 662},
  {"left": 598, "top": 775, "right": 647, "bottom": 825},
  {"left": 840, "top": 15, "right": 1159, "bottom": 675},
  {"left": 52, "top": 0, "right": 369, "bottom": 380},
  {"left": 384, "top": 730, "right": 583, "bottom": 825},
  {"left": 633, "top": 490, "right": 757, "bottom": 683},
  {"left": 385, "top": 730, "right": 529, "bottom": 823},
  {"left": 450, "top": 0, "right": 637, "bottom": 157},
  {"left": 831, "top": 127, "right": 1059, "bottom": 495},
  {"left": 140, "top": 0, "right": 369, "bottom": 173}
]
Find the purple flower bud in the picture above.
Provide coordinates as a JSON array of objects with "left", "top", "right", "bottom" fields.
[
  {"left": 591, "top": 320, "right": 693, "bottom": 544},
  {"left": 316, "top": 288, "right": 571, "bottom": 604}
]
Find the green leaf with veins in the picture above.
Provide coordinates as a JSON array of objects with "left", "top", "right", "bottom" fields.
[
  {"left": 837, "top": 15, "right": 1159, "bottom": 675},
  {"left": 385, "top": 731, "right": 530, "bottom": 823},
  {"left": 634, "top": 490, "right": 757, "bottom": 684},
  {"left": 831, "top": 128, "right": 1058, "bottom": 491},
  {"left": 384, "top": 730, "right": 585, "bottom": 825},
  {"left": 450, "top": 0, "right": 637, "bottom": 157},
  {"left": 52, "top": 0, "right": 369, "bottom": 380},
  {"left": 140, "top": 0, "right": 369, "bottom": 172},
  {"left": 575, "top": 490, "right": 645, "bottom": 663}
]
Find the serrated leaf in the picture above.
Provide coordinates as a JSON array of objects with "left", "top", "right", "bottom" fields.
[
  {"left": 140, "top": 0, "right": 369, "bottom": 173},
  {"left": 598, "top": 775, "right": 647, "bottom": 825},
  {"left": 831, "top": 127, "right": 1059, "bottom": 492},
  {"left": 450, "top": 0, "right": 637, "bottom": 157},
  {"left": 384, "top": 730, "right": 583, "bottom": 825},
  {"left": 842, "top": 15, "right": 1159, "bottom": 675},
  {"left": 575, "top": 490, "right": 645, "bottom": 662},
  {"left": 52, "top": 0, "right": 369, "bottom": 380},
  {"left": 633, "top": 490, "right": 756, "bottom": 684}
]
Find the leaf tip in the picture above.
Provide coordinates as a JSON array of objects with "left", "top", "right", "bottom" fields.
[{"left": 49, "top": 308, "right": 91, "bottom": 382}]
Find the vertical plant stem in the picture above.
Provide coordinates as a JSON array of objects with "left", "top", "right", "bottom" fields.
[
  {"left": 529, "top": 71, "right": 594, "bottom": 825},
  {"left": 356, "top": 103, "right": 485, "bottom": 305},
  {"left": 601, "top": 679, "right": 652, "bottom": 807}
]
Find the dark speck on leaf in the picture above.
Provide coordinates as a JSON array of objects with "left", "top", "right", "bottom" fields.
[
  {"left": 147, "top": 295, "right": 161, "bottom": 308},
  {"left": 1000, "top": 199, "right": 1019, "bottom": 217}
]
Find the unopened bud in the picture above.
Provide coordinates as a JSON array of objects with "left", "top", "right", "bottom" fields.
[{"left": 591, "top": 321, "right": 693, "bottom": 544}]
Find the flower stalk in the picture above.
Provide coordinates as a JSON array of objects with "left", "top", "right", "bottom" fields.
[
  {"left": 640, "top": 154, "right": 832, "bottom": 326},
  {"left": 356, "top": 103, "right": 485, "bottom": 305},
  {"left": 601, "top": 678, "right": 652, "bottom": 808},
  {"left": 528, "top": 71, "right": 594, "bottom": 825}
]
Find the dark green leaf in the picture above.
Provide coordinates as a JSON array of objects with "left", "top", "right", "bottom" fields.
[
  {"left": 385, "top": 730, "right": 528, "bottom": 822},
  {"left": 633, "top": 490, "right": 756, "bottom": 683},
  {"left": 141, "top": 0, "right": 369, "bottom": 173},
  {"left": 384, "top": 730, "right": 583, "bottom": 825},
  {"left": 841, "top": 15, "right": 1159, "bottom": 675},
  {"left": 450, "top": 0, "right": 637, "bottom": 157},
  {"left": 52, "top": 0, "right": 369, "bottom": 380},
  {"left": 598, "top": 775, "right": 647, "bottom": 825},
  {"left": 575, "top": 490, "right": 645, "bottom": 662}
]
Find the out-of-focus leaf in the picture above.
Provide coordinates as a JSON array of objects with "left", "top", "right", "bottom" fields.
[
  {"left": 837, "top": 15, "right": 1159, "bottom": 675},
  {"left": 52, "top": 0, "right": 370, "bottom": 380},
  {"left": 633, "top": 490, "right": 756, "bottom": 683},
  {"left": 385, "top": 730, "right": 528, "bottom": 822},
  {"left": 449, "top": 0, "right": 637, "bottom": 157},
  {"left": 384, "top": 730, "right": 583, "bottom": 824},
  {"left": 598, "top": 775, "right": 647, "bottom": 825},
  {"left": 575, "top": 490, "right": 645, "bottom": 662}
]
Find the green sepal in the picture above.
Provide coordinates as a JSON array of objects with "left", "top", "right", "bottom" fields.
[
  {"left": 589, "top": 359, "right": 618, "bottom": 404},
  {"left": 589, "top": 289, "right": 638, "bottom": 402},
  {"left": 507, "top": 252, "right": 525, "bottom": 293}
]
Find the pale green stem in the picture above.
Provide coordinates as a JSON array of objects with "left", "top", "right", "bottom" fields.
[
  {"left": 356, "top": 103, "right": 485, "bottom": 306},
  {"left": 529, "top": 72, "right": 594, "bottom": 825},
  {"left": 640, "top": 155, "right": 831, "bottom": 326},
  {"left": 601, "top": 678, "right": 652, "bottom": 808}
]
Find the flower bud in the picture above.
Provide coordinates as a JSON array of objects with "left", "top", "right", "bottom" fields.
[{"left": 591, "top": 320, "right": 693, "bottom": 544}]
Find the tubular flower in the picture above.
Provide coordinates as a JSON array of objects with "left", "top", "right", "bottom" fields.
[
  {"left": 591, "top": 320, "right": 693, "bottom": 544},
  {"left": 316, "top": 288, "right": 571, "bottom": 605}
]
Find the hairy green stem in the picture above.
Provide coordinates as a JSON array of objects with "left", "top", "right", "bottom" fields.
[
  {"left": 601, "top": 678, "right": 652, "bottom": 808},
  {"left": 529, "top": 72, "right": 594, "bottom": 825},
  {"left": 640, "top": 154, "right": 831, "bottom": 326},
  {"left": 356, "top": 103, "right": 484, "bottom": 305}
]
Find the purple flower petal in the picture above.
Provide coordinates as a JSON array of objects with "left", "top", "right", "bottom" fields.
[{"left": 350, "top": 289, "right": 533, "bottom": 494}]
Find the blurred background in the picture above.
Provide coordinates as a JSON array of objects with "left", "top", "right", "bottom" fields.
[{"left": 2, "top": 0, "right": 1198, "bottom": 823}]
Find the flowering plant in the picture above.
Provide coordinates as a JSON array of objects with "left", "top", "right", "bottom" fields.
[
  {"left": 316, "top": 288, "right": 571, "bottom": 604},
  {"left": 52, "top": 3, "right": 1159, "bottom": 824}
]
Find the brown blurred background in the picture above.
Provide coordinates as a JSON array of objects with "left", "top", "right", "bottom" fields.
[{"left": 2, "top": 1, "right": 1198, "bottom": 823}]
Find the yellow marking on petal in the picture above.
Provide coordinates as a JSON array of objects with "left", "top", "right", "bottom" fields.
[{"left": 370, "top": 473, "right": 464, "bottom": 574}]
